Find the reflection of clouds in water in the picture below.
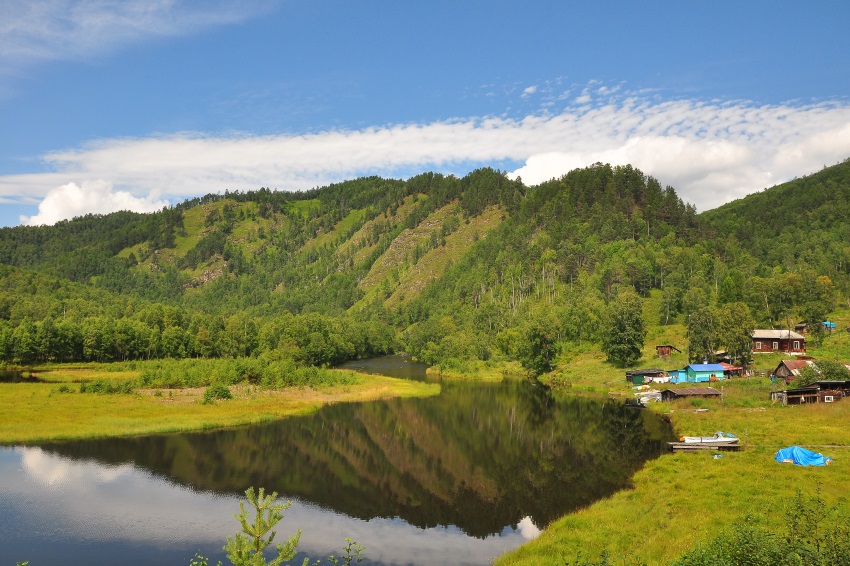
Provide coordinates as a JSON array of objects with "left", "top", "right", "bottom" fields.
[
  {"left": 515, "top": 516, "right": 541, "bottom": 540},
  {"left": 2, "top": 447, "right": 535, "bottom": 565},
  {"left": 22, "top": 446, "right": 134, "bottom": 486},
  {"left": 6, "top": 447, "right": 235, "bottom": 546}
]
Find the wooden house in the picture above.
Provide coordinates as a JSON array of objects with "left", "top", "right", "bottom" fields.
[
  {"left": 772, "top": 359, "right": 817, "bottom": 383},
  {"left": 752, "top": 330, "right": 806, "bottom": 355},
  {"left": 661, "top": 387, "right": 722, "bottom": 402},
  {"left": 771, "top": 380, "right": 850, "bottom": 405}
]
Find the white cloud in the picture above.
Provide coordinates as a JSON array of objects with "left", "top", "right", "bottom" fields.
[
  {"left": 3, "top": 95, "right": 850, "bottom": 224},
  {"left": 21, "top": 179, "right": 168, "bottom": 225},
  {"left": 0, "top": 0, "right": 270, "bottom": 71},
  {"left": 522, "top": 85, "right": 538, "bottom": 97}
]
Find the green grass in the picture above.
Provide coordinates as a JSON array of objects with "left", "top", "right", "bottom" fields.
[
  {"left": 497, "top": 396, "right": 850, "bottom": 565},
  {"left": 500, "top": 308, "right": 850, "bottom": 565},
  {"left": 0, "top": 363, "right": 439, "bottom": 443}
]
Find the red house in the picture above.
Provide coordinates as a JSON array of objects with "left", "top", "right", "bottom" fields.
[{"left": 752, "top": 330, "right": 806, "bottom": 355}]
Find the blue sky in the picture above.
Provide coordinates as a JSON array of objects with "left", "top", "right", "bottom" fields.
[{"left": 2, "top": 1, "right": 850, "bottom": 226}]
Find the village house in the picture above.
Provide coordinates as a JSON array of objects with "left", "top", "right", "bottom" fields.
[
  {"left": 770, "top": 380, "right": 850, "bottom": 405},
  {"left": 772, "top": 359, "right": 818, "bottom": 384},
  {"left": 685, "top": 363, "right": 726, "bottom": 383},
  {"left": 752, "top": 330, "right": 806, "bottom": 355}
]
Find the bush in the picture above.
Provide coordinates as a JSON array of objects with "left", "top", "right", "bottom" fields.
[
  {"left": 79, "top": 379, "right": 134, "bottom": 394},
  {"left": 203, "top": 383, "right": 232, "bottom": 403}
]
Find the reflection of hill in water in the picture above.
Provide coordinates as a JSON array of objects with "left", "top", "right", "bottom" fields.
[{"left": 39, "top": 380, "right": 674, "bottom": 538}]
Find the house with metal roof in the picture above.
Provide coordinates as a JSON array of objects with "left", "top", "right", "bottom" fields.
[
  {"left": 773, "top": 359, "right": 818, "bottom": 383},
  {"left": 752, "top": 330, "right": 806, "bottom": 355},
  {"left": 685, "top": 363, "right": 726, "bottom": 383}
]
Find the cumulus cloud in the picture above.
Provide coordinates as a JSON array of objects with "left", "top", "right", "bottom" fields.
[
  {"left": 21, "top": 179, "right": 168, "bottom": 225},
  {"left": 3, "top": 94, "right": 850, "bottom": 224}
]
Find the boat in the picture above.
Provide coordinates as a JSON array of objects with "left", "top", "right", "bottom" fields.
[{"left": 680, "top": 431, "right": 738, "bottom": 444}]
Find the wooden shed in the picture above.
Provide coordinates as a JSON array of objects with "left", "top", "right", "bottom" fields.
[
  {"left": 771, "top": 380, "right": 850, "bottom": 405},
  {"left": 655, "top": 344, "right": 682, "bottom": 359},
  {"left": 661, "top": 387, "right": 722, "bottom": 402},
  {"left": 625, "top": 368, "right": 666, "bottom": 384}
]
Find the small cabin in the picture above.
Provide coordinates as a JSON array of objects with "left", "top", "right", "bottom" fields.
[
  {"left": 655, "top": 344, "right": 682, "bottom": 359},
  {"left": 625, "top": 368, "right": 666, "bottom": 385},
  {"left": 773, "top": 359, "right": 817, "bottom": 384}
]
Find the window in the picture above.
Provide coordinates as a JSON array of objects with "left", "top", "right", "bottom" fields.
[
  {"left": 773, "top": 341, "right": 779, "bottom": 350},
  {"left": 793, "top": 341, "right": 800, "bottom": 350},
  {"left": 755, "top": 341, "right": 762, "bottom": 350},
  {"left": 824, "top": 395, "right": 834, "bottom": 403}
]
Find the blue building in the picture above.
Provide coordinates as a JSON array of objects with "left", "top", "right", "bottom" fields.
[{"left": 686, "top": 363, "right": 726, "bottom": 383}]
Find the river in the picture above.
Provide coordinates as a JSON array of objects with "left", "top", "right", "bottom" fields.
[{"left": 0, "top": 356, "right": 674, "bottom": 565}]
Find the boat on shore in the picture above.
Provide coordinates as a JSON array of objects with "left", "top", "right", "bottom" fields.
[{"left": 680, "top": 431, "right": 738, "bottom": 444}]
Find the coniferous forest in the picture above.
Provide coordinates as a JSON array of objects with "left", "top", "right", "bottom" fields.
[{"left": 1, "top": 160, "right": 848, "bottom": 371}]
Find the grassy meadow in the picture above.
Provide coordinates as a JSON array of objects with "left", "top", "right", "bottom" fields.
[{"left": 0, "top": 364, "right": 439, "bottom": 443}]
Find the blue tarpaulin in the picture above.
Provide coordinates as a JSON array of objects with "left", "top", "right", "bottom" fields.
[{"left": 775, "top": 446, "right": 833, "bottom": 466}]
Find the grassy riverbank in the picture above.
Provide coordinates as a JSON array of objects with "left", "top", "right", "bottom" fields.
[
  {"left": 0, "top": 365, "right": 439, "bottom": 443},
  {"left": 497, "top": 398, "right": 850, "bottom": 565},
  {"left": 498, "top": 310, "right": 850, "bottom": 565}
]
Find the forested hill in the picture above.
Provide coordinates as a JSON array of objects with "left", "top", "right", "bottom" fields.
[
  {"left": 701, "top": 158, "right": 850, "bottom": 276},
  {"left": 0, "top": 161, "right": 847, "bottom": 369}
]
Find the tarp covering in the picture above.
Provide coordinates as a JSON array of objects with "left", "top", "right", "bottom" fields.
[{"left": 775, "top": 446, "right": 833, "bottom": 466}]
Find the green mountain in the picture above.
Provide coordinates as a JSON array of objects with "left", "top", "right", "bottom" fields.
[{"left": 0, "top": 160, "right": 847, "bottom": 368}]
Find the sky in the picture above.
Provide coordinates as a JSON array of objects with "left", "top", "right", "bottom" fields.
[{"left": 1, "top": 1, "right": 850, "bottom": 227}]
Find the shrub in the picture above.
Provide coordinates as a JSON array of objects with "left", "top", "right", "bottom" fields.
[
  {"left": 79, "top": 379, "right": 134, "bottom": 394},
  {"left": 203, "top": 383, "right": 232, "bottom": 404}
]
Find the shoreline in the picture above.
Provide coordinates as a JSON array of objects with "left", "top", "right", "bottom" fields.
[{"left": 0, "top": 365, "right": 440, "bottom": 444}]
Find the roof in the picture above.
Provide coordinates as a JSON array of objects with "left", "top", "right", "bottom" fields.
[
  {"left": 719, "top": 362, "right": 743, "bottom": 371},
  {"left": 776, "top": 359, "right": 816, "bottom": 376},
  {"left": 687, "top": 364, "right": 726, "bottom": 372},
  {"left": 784, "top": 381, "right": 850, "bottom": 394},
  {"left": 662, "top": 387, "right": 721, "bottom": 397},
  {"left": 625, "top": 368, "right": 665, "bottom": 377},
  {"left": 752, "top": 329, "right": 805, "bottom": 340}
]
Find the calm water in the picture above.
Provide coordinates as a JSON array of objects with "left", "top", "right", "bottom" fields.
[{"left": 0, "top": 356, "right": 674, "bottom": 565}]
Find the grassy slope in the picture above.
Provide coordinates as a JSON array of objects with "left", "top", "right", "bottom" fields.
[
  {"left": 0, "top": 368, "right": 439, "bottom": 443},
  {"left": 386, "top": 205, "right": 503, "bottom": 307},
  {"left": 498, "top": 303, "right": 850, "bottom": 565}
]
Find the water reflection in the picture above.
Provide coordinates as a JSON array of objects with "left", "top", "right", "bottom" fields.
[
  {"left": 0, "top": 446, "right": 533, "bottom": 566},
  {"left": 33, "top": 379, "right": 673, "bottom": 539},
  {"left": 338, "top": 354, "right": 430, "bottom": 381},
  {"left": 2, "top": 357, "right": 675, "bottom": 565},
  {"left": 0, "top": 370, "right": 45, "bottom": 383}
]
